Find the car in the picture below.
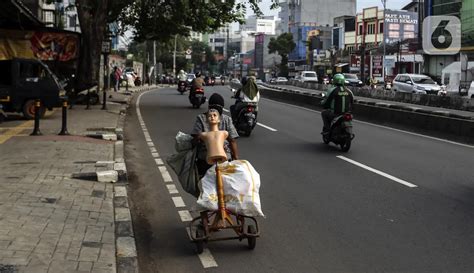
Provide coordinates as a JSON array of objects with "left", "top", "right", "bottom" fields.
[
  {"left": 276, "top": 77, "right": 288, "bottom": 84},
  {"left": 255, "top": 79, "right": 264, "bottom": 85},
  {"left": 392, "top": 74, "right": 441, "bottom": 95},
  {"left": 343, "top": 73, "right": 363, "bottom": 87},
  {"left": 298, "top": 71, "right": 318, "bottom": 83}
]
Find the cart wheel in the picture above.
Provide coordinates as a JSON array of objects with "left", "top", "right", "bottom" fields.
[
  {"left": 195, "top": 228, "right": 205, "bottom": 254},
  {"left": 247, "top": 225, "right": 257, "bottom": 250}
]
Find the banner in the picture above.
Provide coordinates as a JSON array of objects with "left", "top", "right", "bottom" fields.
[{"left": 0, "top": 29, "right": 79, "bottom": 61}]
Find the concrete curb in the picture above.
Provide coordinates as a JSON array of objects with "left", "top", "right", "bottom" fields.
[
  {"left": 260, "top": 86, "right": 474, "bottom": 144},
  {"left": 111, "top": 85, "right": 159, "bottom": 273}
]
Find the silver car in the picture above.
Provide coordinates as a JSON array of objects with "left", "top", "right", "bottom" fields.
[{"left": 392, "top": 74, "right": 441, "bottom": 95}]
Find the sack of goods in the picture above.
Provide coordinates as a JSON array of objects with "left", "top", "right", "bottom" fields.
[{"left": 197, "top": 160, "right": 264, "bottom": 217}]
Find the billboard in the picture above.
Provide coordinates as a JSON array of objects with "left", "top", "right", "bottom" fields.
[
  {"left": 384, "top": 10, "right": 419, "bottom": 45},
  {"left": 0, "top": 29, "right": 79, "bottom": 61}
]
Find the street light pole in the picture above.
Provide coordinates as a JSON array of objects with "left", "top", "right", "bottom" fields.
[
  {"left": 382, "top": 0, "right": 387, "bottom": 81},
  {"left": 153, "top": 40, "right": 157, "bottom": 85},
  {"left": 173, "top": 35, "right": 177, "bottom": 77}
]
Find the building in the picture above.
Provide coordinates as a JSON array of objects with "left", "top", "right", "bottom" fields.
[
  {"left": 278, "top": 0, "right": 289, "bottom": 34},
  {"left": 280, "top": 0, "right": 356, "bottom": 64},
  {"left": 254, "top": 33, "right": 282, "bottom": 80},
  {"left": 208, "top": 25, "right": 230, "bottom": 61},
  {"left": 21, "top": 0, "right": 56, "bottom": 26},
  {"left": 343, "top": 7, "right": 420, "bottom": 81},
  {"left": 240, "top": 15, "right": 277, "bottom": 35}
]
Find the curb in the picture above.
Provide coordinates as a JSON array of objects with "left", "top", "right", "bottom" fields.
[{"left": 111, "top": 85, "right": 159, "bottom": 273}]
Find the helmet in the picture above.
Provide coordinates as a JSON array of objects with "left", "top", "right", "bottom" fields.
[
  {"left": 333, "top": 73, "right": 345, "bottom": 86},
  {"left": 195, "top": 72, "right": 201, "bottom": 78},
  {"left": 241, "top": 76, "right": 248, "bottom": 86}
]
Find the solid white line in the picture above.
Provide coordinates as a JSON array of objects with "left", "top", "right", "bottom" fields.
[
  {"left": 155, "top": 158, "right": 164, "bottom": 165},
  {"left": 223, "top": 108, "right": 277, "bottom": 132},
  {"left": 261, "top": 98, "right": 474, "bottom": 149},
  {"left": 151, "top": 152, "right": 160, "bottom": 158},
  {"left": 337, "top": 156, "right": 418, "bottom": 188},
  {"left": 172, "top": 196, "right": 186, "bottom": 208},
  {"left": 166, "top": 184, "right": 179, "bottom": 194},
  {"left": 158, "top": 166, "right": 173, "bottom": 182},
  {"left": 178, "top": 210, "right": 193, "bottom": 222},
  {"left": 198, "top": 249, "right": 218, "bottom": 268},
  {"left": 257, "top": 122, "right": 277, "bottom": 131}
]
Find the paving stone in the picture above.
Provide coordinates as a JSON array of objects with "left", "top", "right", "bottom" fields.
[
  {"left": 78, "top": 247, "right": 100, "bottom": 262},
  {"left": 78, "top": 261, "right": 93, "bottom": 272}
]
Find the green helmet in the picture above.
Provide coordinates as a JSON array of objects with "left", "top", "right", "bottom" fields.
[{"left": 333, "top": 73, "right": 345, "bottom": 86}]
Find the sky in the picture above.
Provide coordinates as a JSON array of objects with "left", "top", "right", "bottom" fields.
[{"left": 255, "top": 0, "right": 409, "bottom": 17}]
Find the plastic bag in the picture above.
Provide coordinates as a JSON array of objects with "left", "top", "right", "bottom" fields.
[
  {"left": 197, "top": 160, "right": 264, "bottom": 217},
  {"left": 166, "top": 132, "right": 200, "bottom": 197}
]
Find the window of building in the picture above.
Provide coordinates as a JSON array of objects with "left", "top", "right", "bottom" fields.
[
  {"left": 379, "top": 22, "right": 384, "bottom": 33},
  {"left": 69, "top": 15, "right": 77, "bottom": 28},
  {"left": 367, "top": 23, "right": 375, "bottom": 34},
  {"left": 358, "top": 24, "right": 363, "bottom": 35},
  {"left": 42, "top": 10, "right": 55, "bottom": 24}
]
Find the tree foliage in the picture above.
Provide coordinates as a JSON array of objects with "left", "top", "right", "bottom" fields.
[{"left": 268, "top": 33, "right": 296, "bottom": 77}]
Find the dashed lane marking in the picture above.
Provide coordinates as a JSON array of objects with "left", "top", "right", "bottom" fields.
[{"left": 171, "top": 196, "right": 186, "bottom": 208}]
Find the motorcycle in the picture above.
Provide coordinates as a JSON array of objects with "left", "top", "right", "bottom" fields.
[
  {"left": 190, "top": 88, "right": 206, "bottom": 108},
  {"left": 230, "top": 88, "right": 258, "bottom": 136},
  {"left": 177, "top": 81, "right": 187, "bottom": 94},
  {"left": 322, "top": 112, "right": 354, "bottom": 152}
]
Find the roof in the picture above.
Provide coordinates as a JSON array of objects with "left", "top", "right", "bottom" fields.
[
  {"left": 0, "top": 0, "right": 44, "bottom": 29},
  {"left": 402, "top": 0, "right": 419, "bottom": 11}
]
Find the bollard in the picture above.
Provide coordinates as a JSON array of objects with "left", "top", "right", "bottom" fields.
[
  {"left": 58, "top": 100, "right": 70, "bottom": 135},
  {"left": 102, "top": 88, "right": 107, "bottom": 110},
  {"left": 30, "top": 99, "right": 42, "bottom": 136}
]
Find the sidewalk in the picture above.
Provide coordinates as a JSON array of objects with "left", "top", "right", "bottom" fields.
[{"left": 0, "top": 86, "right": 156, "bottom": 273}]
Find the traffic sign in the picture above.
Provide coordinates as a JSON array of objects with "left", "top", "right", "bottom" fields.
[{"left": 186, "top": 49, "right": 192, "bottom": 55}]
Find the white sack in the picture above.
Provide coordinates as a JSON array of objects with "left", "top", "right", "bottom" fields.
[{"left": 197, "top": 160, "right": 264, "bottom": 217}]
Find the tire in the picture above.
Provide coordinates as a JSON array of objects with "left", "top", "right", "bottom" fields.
[
  {"left": 195, "top": 228, "right": 204, "bottom": 254},
  {"left": 247, "top": 225, "right": 257, "bottom": 250},
  {"left": 89, "top": 94, "right": 99, "bottom": 105},
  {"left": 340, "top": 139, "right": 351, "bottom": 152},
  {"left": 243, "top": 128, "right": 252, "bottom": 137},
  {"left": 22, "top": 100, "right": 46, "bottom": 120}
]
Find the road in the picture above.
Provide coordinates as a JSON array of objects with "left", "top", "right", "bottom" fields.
[{"left": 124, "top": 85, "right": 474, "bottom": 273}]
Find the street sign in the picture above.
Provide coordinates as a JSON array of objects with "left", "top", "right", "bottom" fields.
[
  {"left": 186, "top": 49, "right": 192, "bottom": 55},
  {"left": 186, "top": 54, "right": 192, "bottom": 59}
]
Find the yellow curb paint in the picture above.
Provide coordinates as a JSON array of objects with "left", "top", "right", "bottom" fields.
[{"left": 0, "top": 120, "right": 34, "bottom": 144}]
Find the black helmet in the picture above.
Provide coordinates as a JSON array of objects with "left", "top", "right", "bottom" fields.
[
  {"left": 195, "top": 72, "right": 201, "bottom": 78},
  {"left": 241, "top": 76, "right": 248, "bottom": 86}
]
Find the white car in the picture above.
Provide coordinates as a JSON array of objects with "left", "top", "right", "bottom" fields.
[
  {"left": 298, "top": 71, "right": 318, "bottom": 83},
  {"left": 276, "top": 77, "right": 288, "bottom": 83},
  {"left": 392, "top": 74, "right": 441, "bottom": 95}
]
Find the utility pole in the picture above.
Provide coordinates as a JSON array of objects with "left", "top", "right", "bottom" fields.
[
  {"left": 360, "top": 20, "right": 366, "bottom": 83},
  {"left": 153, "top": 40, "right": 157, "bottom": 85},
  {"left": 173, "top": 35, "right": 177, "bottom": 77},
  {"left": 382, "top": 0, "right": 387, "bottom": 81}
]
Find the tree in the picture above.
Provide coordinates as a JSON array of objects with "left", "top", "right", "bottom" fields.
[{"left": 268, "top": 33, "right": 296, "bottom": 77}]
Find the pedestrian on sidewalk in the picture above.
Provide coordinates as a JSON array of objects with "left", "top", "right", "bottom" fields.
[{"left": 114, "top": 66, "right": 122, "bottom": 92}]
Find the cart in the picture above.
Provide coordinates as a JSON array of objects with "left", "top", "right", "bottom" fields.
[{"left": 189, "top": 162, "right": 260, "bottom": 253}]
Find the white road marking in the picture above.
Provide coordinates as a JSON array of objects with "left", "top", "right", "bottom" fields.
[
  {"left": 158, "top": 166, "right": 173, "bottom": 182},
  {"left": 150, "top": 147, "right": 157, "bottom": 153},
  {"left": 147, "top": 142, "right": 154, "bottom": 147},
  {"left": 257, "top": 122, "right": 277, "bottom": 131},
  {"left": 155, "top": 158, "right": 164, "bottom": 165},
  {"left": 166, "top": 184, "right": 179, "bottom": 194},
  {"left": 261, "top": 98, "right": 474, "bottom": 149},
  {"left": 178, "top": 210, "right": 193, "bottom": 222},
  {"left": 223, "top": 108, "right": 277, "bottom": 132},
  {"left": 198, "top": 249, "right": 218, "bottom": 268},
  {"left": 172, "top": 196, "right": 186, "bottom": 208},
  {"left": 151, "top": 152, "right": 160, "bottom": 158},
  {"left": 145, "top": 137, "right": 152, "bottom": 142},
  {"left": 337, "top": 156, "right": 418, "bottom": 188}
]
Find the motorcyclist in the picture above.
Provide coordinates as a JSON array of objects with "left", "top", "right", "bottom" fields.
[
  {"left": 190, "top": 72, "right": 205, "bottom": 100},
  {"left": 177, "top": 70, "right": 187, "bottom": 85},
  {"left": 230, "top": 74, "right": 260, "bottom": 121},
  {"left": 321, "top": 73, "right": 354, "bottom": 134}
]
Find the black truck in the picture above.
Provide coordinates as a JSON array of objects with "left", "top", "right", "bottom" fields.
[{"left": 0, "top": 58, "right": 65, "bottom": 119}]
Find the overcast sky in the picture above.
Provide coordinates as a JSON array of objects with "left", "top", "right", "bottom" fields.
[{"left": 256, "top": 0, "right": 410, "bottom": 16}]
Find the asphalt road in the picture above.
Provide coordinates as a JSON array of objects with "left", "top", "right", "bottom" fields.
[{"left": 124, "top": 85, "right": 474, "bottom": 273}]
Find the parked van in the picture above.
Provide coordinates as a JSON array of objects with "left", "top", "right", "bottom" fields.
[{"left": 0, "top": 58, "right": 66, "bottom": 119}]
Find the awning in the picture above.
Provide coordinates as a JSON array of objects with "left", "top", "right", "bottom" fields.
[{"left": 335, "top": 63, "right": 349, "bottom": 67}]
